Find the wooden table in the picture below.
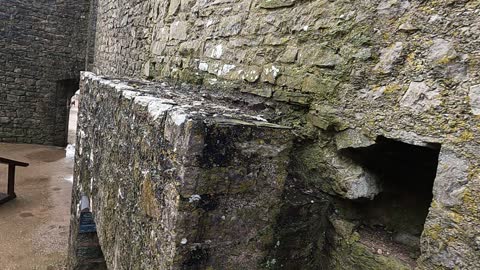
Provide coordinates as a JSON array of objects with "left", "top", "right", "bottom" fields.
[{"left": 0, "top": 157, "right": 29, "bottom": 204}]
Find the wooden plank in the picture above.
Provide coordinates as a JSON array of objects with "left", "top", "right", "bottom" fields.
[{"left": 0, "top": 157, "right": 29, "bottom": 167}]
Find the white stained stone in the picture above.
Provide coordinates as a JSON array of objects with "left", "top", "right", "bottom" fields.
[
  {"left": 377, "top": 0, "right": 411, "bottom": 15},
  {"left": 344, "top": 170, "right": 380, "bottom": 200},
  {"left": 211, "top": 44, "right": 223, "bottom": 59},
  {"left": 468, "top": 84, "right": 480, "bottom": 115},
  {"left": 148, "top": 102, "right": 174, "bottom": 120},
  {"left": 169, "top": 21, "right": 188, "bottom": 40},
  {"left": 400, "top": 81, "right": 440, "bottom": 113},
  {"left": 242, "top": 67, "right": 261, "bottom": 83},
  {"left": 151, "top": 40, "right": 167, "bottom": 56},
  {"left": 188, "top": 194, "right": 201, "bottom": 203},
  {"left": 429, "top": 14, "right": 442, "bottom": 23},
  {"left": 218, "top": 64, "right": 236, "bottom": 76},
  {"left": 373, "top": 42, "right": 403, "bottom": 74},
  {"left": 151, "top": 27, "right": 169, "bottom": 56},
  {"left": 171, "top": 110, "right": 187, "bottom": 126},
  {"left": 133, "top": 96, "right": 176, "bottom": 120},
  {"left": 143, "top": 61, "right": 151, "bottom": 77},
  {"left": 134, "top": 96, "right": 160, "bottom": 107},
  {"left": 198, "top": 62, "right": 209, "bottom": 71},
  {"left": 398, "top": 21, "right": 418, "bottom": 32},
  {"left": 122, "top": 90, "right": 141, "bottom": 100},
  {"left": 353, "top": 48, "right": 372, "bottom": 60},
  {"left": 329, "top": 152, "right": 381, "bottom": 200},
  {"left": 262, "top": 64, "right": 280, "bottom": 84}
]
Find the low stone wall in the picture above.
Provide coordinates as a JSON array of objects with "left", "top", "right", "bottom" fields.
[{"left": 68, "top": 72, "right": 292, "bottom": 269}]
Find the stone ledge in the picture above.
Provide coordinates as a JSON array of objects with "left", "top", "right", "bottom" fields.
[{"left": 81, "top": 71, "right": 290, "bottom": 130}]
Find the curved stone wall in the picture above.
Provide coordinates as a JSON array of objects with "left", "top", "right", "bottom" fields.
[{"left": 0, "top": 0, "right": 90, "bottom": 146}]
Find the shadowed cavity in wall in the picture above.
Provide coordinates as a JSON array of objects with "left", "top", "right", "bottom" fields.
[{"left": 338, "top": 136, "right": 441, "bottom": 260}]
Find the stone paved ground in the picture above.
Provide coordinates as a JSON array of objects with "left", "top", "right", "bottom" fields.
[{"left": 0, "top": 107, "right": 77, "bottom": 270}]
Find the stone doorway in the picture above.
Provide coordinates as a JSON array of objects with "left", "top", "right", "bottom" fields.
[{"left": 53, "top": 79, "right": 79, "bottom": 147}]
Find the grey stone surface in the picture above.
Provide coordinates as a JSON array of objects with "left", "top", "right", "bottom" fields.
[
  {"left": 335, "top": 129, "right": 376, "bottom": 150},
  {"left": 469, "top": 84, "right": 480, "bottom": 115},
  {"left": 373, "top": 42, "right": 404, "bottom": 74},
  {"left": 432, "top": 148, "right": 469, "bottom": 207},
  {"left": 400, "top": 81, "right": 441, "bottom": 113},
  {"left": 427, "top": 39, "right": 457, "bottom": 63},
  {"left": 292, "top": 139, "right": 381, "bottom": 200}
]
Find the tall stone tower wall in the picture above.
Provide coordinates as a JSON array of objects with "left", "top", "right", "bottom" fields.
[{"left": 0, "top": 0, "right": 90, "bottom": 146}]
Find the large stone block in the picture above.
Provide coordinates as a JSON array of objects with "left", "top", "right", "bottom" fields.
[{"left": 70, "top": 72, "right": 292, "bottom": 269}]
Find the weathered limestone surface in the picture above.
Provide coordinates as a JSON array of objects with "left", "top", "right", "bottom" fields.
[
  {"left": 72, "top": 0, "right": 480, "bottom": 269},
  {"left": 0, "top": 1, "right": 90, "bottom": 146},
  {"left": 69, "top": 72, "right": 292, "bottom": 269}
]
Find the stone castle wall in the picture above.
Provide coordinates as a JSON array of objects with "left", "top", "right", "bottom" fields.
[
  {"left": 71, "top": 0, "right": 480, "bottom": 269},
  {"left": 0, "top": 0, "right": 90, "bottom": 146}
]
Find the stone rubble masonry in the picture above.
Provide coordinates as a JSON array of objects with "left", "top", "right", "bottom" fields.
[
  {"left": 3, "top": 0, "right": 480, "bottom": 268},
  {"left": 0, "top": 0, "right": 90, "bottom": 146},
  {"left": 69, "top": 72, "right": 292, "bottom": 269},
  {"left": 90, "top": 0, "right": 480, "bottom": 111},
  {"left": 88, "top": 0, "right": 480, "bottom": 268}
]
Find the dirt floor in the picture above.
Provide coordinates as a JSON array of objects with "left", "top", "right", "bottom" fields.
[{"left": 0, "top": 106, "right": 77, "bottom": 270}]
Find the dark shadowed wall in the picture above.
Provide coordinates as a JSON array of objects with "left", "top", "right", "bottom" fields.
[{"left": 0, "top": 0, "right": 90, "bottom": 146}]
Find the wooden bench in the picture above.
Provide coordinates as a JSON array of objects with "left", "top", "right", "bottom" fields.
[{"left": 0, "top": 157, "right": 29, "bottom": 204}]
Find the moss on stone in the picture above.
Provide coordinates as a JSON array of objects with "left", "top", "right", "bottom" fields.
[
  {"left": 461, "top": 189, "right": 477, "bottom": 215},
  {"left": 330, "top": 239, "right": 412, "bottom": 270},
  {"left": 383, "top": 83, "right": 403, "bottom": 95}
]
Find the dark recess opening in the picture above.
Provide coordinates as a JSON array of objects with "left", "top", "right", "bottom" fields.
[
  {"left": 54, "top": 79, "right": 79, "bottom": 147},
  {"left": 340, "top": 136, "right": 441, "bottom": 259}
]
